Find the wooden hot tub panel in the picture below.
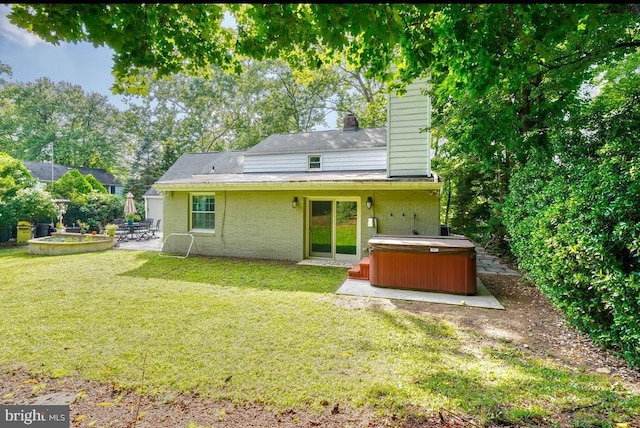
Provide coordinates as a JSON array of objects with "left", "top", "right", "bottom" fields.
[{"left": 368, "top": 235, "right": 477, "bottom": 295}]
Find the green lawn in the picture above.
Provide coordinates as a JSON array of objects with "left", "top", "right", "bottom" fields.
[{"left": 0, "top": 247, "right": 638, "bottom": 426}]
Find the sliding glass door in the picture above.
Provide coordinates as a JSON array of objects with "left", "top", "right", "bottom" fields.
[{"left": 308, "top": 199, "right": 359, "bottom": 261}]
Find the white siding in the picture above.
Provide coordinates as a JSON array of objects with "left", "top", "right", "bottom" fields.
[
  {"left": 243, "top": 149, "right": 386, "bottom": 173},
  {"left": 243, "top": 153, "right": 306, "bottom": 172},
  {"left": 387, "top": 79, "right": 431, "bottom": 177},
  {"left": 323, "top": 150, "right": 386, "bottom": 171},
  {"left": 144, "top": 196, "right": 164, "bottom": 232}
]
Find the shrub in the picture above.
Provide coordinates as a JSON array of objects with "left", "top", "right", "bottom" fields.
[
  {"left": 64, "top": 192, "right": 125, "bottom": 232},
  {"left": 504, "top": 69, "right": 640, "bottom": 366},
  {"left": 52, "top": 169, "right": 93, "bottom": 199},
  {"left": 84, "top": 174, "right": 107, "bottom": 193}
]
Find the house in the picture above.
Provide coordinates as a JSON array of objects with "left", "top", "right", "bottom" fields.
[
  {"left": 23, "top": 161, "right": 123, "bottom": 195},
  {"left": 144, "top": 151, "right": 243, "bottom": 233},
  {"left": 154, "top": 78, "right": 443, "bottom": 262}
]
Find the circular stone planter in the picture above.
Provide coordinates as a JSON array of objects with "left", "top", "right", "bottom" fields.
[{"left": 28, "top": 232, "right": 116, "bottom": 255}]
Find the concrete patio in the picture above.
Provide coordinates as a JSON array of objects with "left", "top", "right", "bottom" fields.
[{"left": 302, "top": 244, "right": 517, "bottom": 310}]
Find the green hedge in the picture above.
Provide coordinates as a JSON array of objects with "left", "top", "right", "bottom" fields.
[{"left": 504, "top": 81, "right": 640, "bottom": 366}]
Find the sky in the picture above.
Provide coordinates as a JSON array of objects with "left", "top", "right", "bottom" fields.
[{"left": 0, "top": 5, "right": 128, "bottom": 109}]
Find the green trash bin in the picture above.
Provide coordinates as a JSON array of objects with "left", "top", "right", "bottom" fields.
[{"left": 17, "top": 221, "right": 32, "bottom": 244}]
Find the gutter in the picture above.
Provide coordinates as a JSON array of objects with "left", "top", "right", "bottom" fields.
[{"left": 154, "top": 180, "right": 443, "bottom": 193}]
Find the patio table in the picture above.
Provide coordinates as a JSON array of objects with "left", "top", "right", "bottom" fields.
[{"left": 118, "top": 222, "right": 151, "bottom": 242}]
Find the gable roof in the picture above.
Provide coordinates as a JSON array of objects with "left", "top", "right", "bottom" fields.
[
  {"left": 245, "top": 127, "right": 387, "bottom": 155},
  {"left": 23, "top": 161, "right": 122, "bottom": 186},
  {"left": 153, "top": 126, "right": 444, "bottom": 193}
]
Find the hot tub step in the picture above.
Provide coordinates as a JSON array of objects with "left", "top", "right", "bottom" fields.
[{"left": 348, "top": 257, "right": 370, "bottom": 280}]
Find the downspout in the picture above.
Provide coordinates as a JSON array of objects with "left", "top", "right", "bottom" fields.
[
  {"left": 386, "top": 90, "right": 391, "bottom": 178},
  {"left": 425, "top": 73, "right": 432, "bottom": 178}
]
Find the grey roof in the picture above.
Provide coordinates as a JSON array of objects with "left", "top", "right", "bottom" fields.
[
  {"left": 245, "top": 127, "right": 387, "bottom": 155},
  {"left": 145, "top": 151, "right": 243, "bottom": 196},
  {"left": 23, "top": 161, "right": 122, "bottom": 186},
  {"left": 149, "top": 127, "right": 394, "bottom": 194}
]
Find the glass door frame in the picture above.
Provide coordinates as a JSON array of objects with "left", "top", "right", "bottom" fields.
[{"left": 305, "top": 196, "right": 361, "bottom": 262}]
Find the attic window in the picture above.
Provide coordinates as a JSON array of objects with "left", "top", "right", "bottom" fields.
[{"left": 308, "top": 155, "right": 322, "bottom": 171}]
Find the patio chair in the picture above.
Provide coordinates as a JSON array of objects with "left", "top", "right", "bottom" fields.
[
  {"left": 136, "top": 219, "right": 153, "bottom": 240},
  {"left": 116, "top": 222, "right": 129, "bottom": 241},
  {"left": 150, "top": 219, "right": 161, "bottom": 238}
]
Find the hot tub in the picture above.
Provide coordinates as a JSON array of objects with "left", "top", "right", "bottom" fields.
[{"left": 368, "top": 235, "right": 477, "bottom": 295}]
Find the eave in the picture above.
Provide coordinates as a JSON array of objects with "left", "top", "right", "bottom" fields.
[{"left": 153, "top": 171, "right": 443, "bottom": 193}]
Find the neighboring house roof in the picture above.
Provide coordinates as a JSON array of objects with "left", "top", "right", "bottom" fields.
[
  {"left": 145, "top": 151, "right": 243, "bottom": 197},
  {"left": 23, "top": 161, "right": 122, "bottom": 186},
  {"left": 245, "top": 127, "right": 387, "bottom": 155}
]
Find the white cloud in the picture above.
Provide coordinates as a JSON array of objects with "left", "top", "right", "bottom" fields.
[{"left": 0, "top": 5, "right": 46, "bottom": 47}]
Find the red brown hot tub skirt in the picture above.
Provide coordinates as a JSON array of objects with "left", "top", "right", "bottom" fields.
[{"left": 368, "top": 235, "right": 477, "bottom": 295}]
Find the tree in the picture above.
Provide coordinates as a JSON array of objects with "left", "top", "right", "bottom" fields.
[
  {"left": 333, "top": 65, "right": 387, "bottom": 128},
  {"left": 0, "top": 152, "right": 36, "bottom": 200},
  {"left": 8, "top": 4, "right": 237, "bottom": 90},
  {"left": 51, "top": 169, "right": 93, "bottom": 200},
  {"left": 64, "top": 192, "right": 125, "bottom": 232},
  {"left": 121, "top": 60, "right": 345, "bottom": 162},
  {"left": 0, "top": 152, "right": 56, "bottom": 239},
  {"left": 123, "top": 136, "right": 162, "bottom": 198},
  {"left": 0, "top": 77, "right": 127, "bottom": 172},
  {"left": 503, "top": 52, "right": 640, "bottom": 365},
  {"left": 84, "top": 174, "right": 107, "bottom": 194}
]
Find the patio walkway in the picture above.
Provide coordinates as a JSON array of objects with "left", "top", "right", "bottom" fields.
[
  {"left": 475, "top": 245, "right": 520, "bottom": 276},
  {"left": 113, "top": 232, "right": 163, "bottom": 251}
]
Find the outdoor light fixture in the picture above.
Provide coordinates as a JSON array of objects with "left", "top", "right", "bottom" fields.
[
  {"left": 366, "top": 197, "right": 373, "bottom": 209},
  {"left": 291, "top": 196, "right": 298, "bottom": 209}
]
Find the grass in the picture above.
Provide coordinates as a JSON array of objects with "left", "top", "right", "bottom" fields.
[{"left": 0, "top": 247, "right": 639, "bottom": 426}]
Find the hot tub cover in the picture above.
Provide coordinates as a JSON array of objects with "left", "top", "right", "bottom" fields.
[{"left": 368, "top": 235, "right": 475, "bottom": 255}]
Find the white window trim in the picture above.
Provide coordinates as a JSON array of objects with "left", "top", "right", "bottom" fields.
[
  {"left": 308, "top": 154, "right": 322, "bottom": 171},
  {"left": 189, "top": 193, "right": 216, "bottom": 234}
]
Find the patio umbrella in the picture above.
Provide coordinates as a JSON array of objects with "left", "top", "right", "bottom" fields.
[{"left": 124, "top": 192, "right": 137, "bottom": 220}]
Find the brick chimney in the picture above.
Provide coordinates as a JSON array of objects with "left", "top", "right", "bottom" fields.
[{"left": 343, "top": 112, "right": 359, "bottom": 131}]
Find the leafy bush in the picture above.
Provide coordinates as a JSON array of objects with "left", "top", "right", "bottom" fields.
[
  {"left": 64, "top": 192, "right": 125, "bottom": 232},
  {"left": 504, "top": 68, "right": 640, "bottom": 366},
  {"left": 0, "top": 187, "right": 58, "bottom": 228},
  {"left": 0, "top": 152, "right": 53, "bottom": 240},
  {"left": 84, "top": 173, "right": 107, "bottom": 193},
  {"left": 51, "top": 168, "right": 93, "bottom": 199},
  {"left": 0, "top": 152, "right": 36, "bottom": 200}
]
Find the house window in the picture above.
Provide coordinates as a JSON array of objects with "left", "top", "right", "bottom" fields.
[
  {"left": 190, "top": 194, "right": 215, "bottom": 232},
  {"left": 308, "top": 154, "right": 322, "bottom": 170}
]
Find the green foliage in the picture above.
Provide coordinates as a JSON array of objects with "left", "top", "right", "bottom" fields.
[
  {"left": 121, "top": 60, "right": 345, "bottom": 161},
  {"left": 64, "top": 192, "right": 125, "bottom": 232},
  {"left": 0, "top": 187, "right": 57, "bottom": 227},
  {"left": 0, "top": 77, "right": 126, "bottom": 170},
  {"left": 123, "top": 136, "right": 161, "bottom": 198},
  {"left": 0, "top": 152, "right": 48, "bottom": 237},
  {"left": 333, "top": 65, "right": 387, "bottom": 128},
  {"left": 0, "top": 152, "right": 37, "bottom": 200},
  {"left": 8, "top": 4, "right": 236, "bottom": 90},
  {"left": 52, "top": 169, "right": 93, "bottom": 199},
  {"left": 504, "top": 60, "right": 640, "bottom": 366},
  {"left": 84, "top": 174, "right": 107, "bottom": 194}
]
